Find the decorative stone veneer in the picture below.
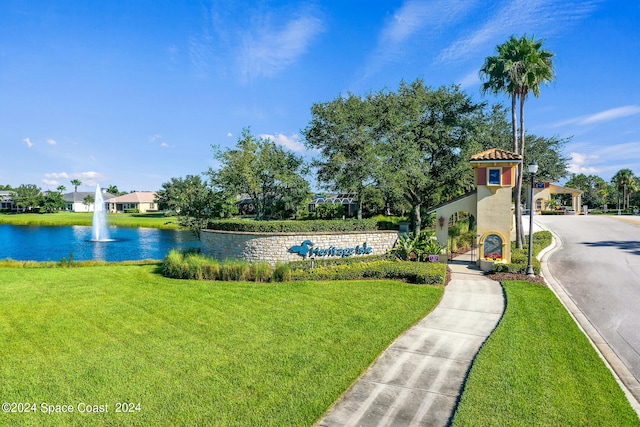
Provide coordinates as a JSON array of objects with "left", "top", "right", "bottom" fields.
[{"left": 200, "top": 229, "right": 400, "bottom": 264}]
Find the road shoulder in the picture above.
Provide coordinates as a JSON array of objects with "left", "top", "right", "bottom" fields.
[{"left": 536, "top": 222, "right": 640, "bottom": 416}]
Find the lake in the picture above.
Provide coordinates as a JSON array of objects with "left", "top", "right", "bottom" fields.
[{"left": 0, "top": 224, "right": 200, "bottom": 262}]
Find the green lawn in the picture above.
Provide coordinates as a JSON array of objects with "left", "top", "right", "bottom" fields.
[
  {"left": 0, "top": 265, "right": 443, "bottom": 426},
  {"left": 452, "top": 280, "right": 639, "bottom": 426},
  {"left": 0, "top": 212, "right": 181, "bottom": 229}
]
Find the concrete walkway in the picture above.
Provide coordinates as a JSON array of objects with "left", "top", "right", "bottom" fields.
[{"left": 316, "top": 256, "right": 505, "bottom": 426}]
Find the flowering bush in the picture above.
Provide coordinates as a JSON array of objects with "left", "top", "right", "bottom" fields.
[{"left": 485, "top": 253, "right": 502, "bottom": 261}]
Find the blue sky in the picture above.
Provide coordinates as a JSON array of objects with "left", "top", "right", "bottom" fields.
[{"left": 1, "top": 0, "right": 638, "bottom": 192}]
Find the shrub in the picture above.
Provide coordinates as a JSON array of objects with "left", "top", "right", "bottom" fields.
[
  {"left": 272, "top": 263, "right": 292, "bottom": 282},
  {"left": 289, "top": 260, "right": 445, "bottom": 285},
  {"left": 249, "top": 262, "right": 273, "bottom": 283},
  {"left": 206, "top": 218, "right": 398, "bottom": 232},
  {"left": 161, "top": 250, "right": 445, "bottom": 285},
  {"left": 313, "top": 203, "right": 345, "bottom": 219},
  {"left": 393, "top": 230, "right": 445, "bottom": 261},
  {"left": 490, "top": 231, "right": 552, "bottom": 275},
  {"left": 219, "top": 260, "right": 251, "bottom": 281}
]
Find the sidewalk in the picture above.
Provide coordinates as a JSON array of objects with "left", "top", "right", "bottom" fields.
[{"left": 316, "top": 254, "right": 504, "bottom": 426}]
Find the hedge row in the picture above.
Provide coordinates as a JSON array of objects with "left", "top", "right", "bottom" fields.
[
  {"left": 162, "top": 249, "right": 446, "bottom": 285},
  {"left": 205, "top": 218, "right": 398, "bottom": 233},
  {"left": 289, "top": 260, "right": 446, "bottom": 285},
  {"left": 492, "top": 231, "right": 552, "bottom": 275}
]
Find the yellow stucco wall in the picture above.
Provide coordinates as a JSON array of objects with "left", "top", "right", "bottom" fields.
[{"left": 476, "top": 185, "right": 513, "bottom": 262}]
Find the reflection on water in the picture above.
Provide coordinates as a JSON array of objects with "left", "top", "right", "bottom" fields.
[
  {"left": 91, "top": 241, "right": 108, "bottom": 260},
  {"left": 0, "top": 224, "right": 200, "bottom": 262}
]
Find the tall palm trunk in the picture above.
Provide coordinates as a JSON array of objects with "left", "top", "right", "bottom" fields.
[
  {"left": 516, "top": 93, "right": 527, "bottom": 248},
  {"left": 511, "top": 93, "right": 518, "bottom": 152},
  {"left": 511, "top": 93, "right": 524, "bottom": 249}
]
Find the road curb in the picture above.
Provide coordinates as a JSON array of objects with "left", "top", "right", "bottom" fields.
[{"left": 535, "top": 221, "right": 640, "bottom": 416}]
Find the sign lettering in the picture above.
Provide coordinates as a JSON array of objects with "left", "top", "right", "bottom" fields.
[{"left": 289, "top": 240, "right": 373, "bottom": 259}]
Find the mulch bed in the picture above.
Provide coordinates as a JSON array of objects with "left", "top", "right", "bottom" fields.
[{"left": 485, "top": 272, "right": 547, "bottom": 285}]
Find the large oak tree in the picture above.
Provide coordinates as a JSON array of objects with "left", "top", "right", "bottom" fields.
[{"left": 209, "top": 128, "right": 310, "bottom": 219}]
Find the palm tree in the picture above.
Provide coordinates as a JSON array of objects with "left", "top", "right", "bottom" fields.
[
  {"left": 70, "top": 179, "right": 82, "bottom": 192},
  {"left": 56, "top": 185, "right": 66, "bottom": 193},
  {"left": 107, "top": 185, "right": 120, "bottom": 196},
  {"left": 612, "top": 169, "right": 636, "bottom": 211},
  {"left": 480, "top": 35, "right": 555, "bottom": 248}
]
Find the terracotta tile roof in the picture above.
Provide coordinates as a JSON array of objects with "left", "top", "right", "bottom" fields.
[
  {"left": 470, "top": 148, "right": 522, "bottom": 161},
  {"left": 109, "top": 192, "right": 157, "bottom": 203}
]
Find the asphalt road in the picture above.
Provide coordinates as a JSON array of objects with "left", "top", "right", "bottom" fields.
[{"left": 534, "top": 215, "right": 640, "bottom": 384}]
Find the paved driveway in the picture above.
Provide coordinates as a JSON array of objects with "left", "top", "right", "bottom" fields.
[{"left": 534, "top": 215, "right": 640, "bottom": 386}]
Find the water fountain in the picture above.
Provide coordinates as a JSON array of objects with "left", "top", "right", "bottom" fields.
[{"left": 91, "top": 184, "right": 111, "bottom": 242}]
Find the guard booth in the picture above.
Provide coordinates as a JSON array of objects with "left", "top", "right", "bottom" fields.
[{"left": 431, "top": 148, "right": 522, "bottom": 269}]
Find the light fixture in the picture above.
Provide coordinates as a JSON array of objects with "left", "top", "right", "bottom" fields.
[{"left": 526, "top": 161, "right": 538, "bottom": 276}]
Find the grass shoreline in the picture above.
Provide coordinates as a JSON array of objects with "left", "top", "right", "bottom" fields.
[{"left": 0, "top": 212, "right": 182, "bottom": 229}]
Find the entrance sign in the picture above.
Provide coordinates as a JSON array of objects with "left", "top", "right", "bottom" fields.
[{"left": 289, "top": 240, "right": 373, "bottom": 259}]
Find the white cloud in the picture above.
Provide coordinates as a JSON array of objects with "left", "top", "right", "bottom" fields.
[
  {"left": 47, "top": 139, "right": 57, "bottom": 145},
  {"left": 580, "top": 105, "right": 640, "bottom": 125},
  {"left": 191, "top": 3, "right": 324, "bottom": 81},
  {"left": 44, "top": 172, "right": 71, "bottom": 179},
  {"left": 239, "top": 13, "right": 324, "bottom": 80},
  {"left": 380, "top": 1, "right": 435, "bottom": 46},
  {"left": 44, "top": 171, "right": 107, "bottom": 188},
  {"left": 362, "top": 0, "right": 477, "bottom": 79},
  {"left": 568, "top": 152, "right": 601, "bottom": 174},
  {"left": 227, "top": 132, "right": 233, "bottom": 137},
  {"left": 23, "top": 137, "right": 33, "bottom": 148},
  {"left": 553, "top": 105, "right": 640, "bottom": 128},
  {"left": 457, "top": 69, "right": 480, "bottom": 89},
  {"left": 437, "top": 0, "right": 600, "bottom": 64},
  {"left": 76, "top": 171, "right": 105, "bottom": 180},
  {"left": 149, "top": 134, "right": 162, "bottom": 143},
  {"left": 160, "top": 142, "right": 169, "bottom": 147},
  {"left": 261, "top": 133, "right": 306, "bottom": 153},
  {"left": 42, "top": 179, "right": 59, "bottom": 186}
]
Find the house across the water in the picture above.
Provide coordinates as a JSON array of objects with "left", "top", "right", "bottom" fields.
[{"left": 107, "top": 192, "right": 158, "bottom": 213}]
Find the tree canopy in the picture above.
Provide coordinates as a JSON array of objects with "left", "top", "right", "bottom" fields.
[
  {"left": 304, "top": 79, "right": 485, "bottom": 233},
  {"left": 156, "top": 174, "right": 236, "bottom": 236},
  {"left": 209, "top": 128, "right": 310, "bottom": 219},
  {"left": 11, "top": 184, "right": 42, "bottom": 212},
  {"left": 304, "top": 93, "right": 378, "bottom": 219},
  {"left": 374, "top": 81, "right": 484, "bottom": 233}
]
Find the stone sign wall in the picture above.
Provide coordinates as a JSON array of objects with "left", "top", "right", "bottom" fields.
[{"left": 200, "top": 229, "right": 400, "bottom": 264}]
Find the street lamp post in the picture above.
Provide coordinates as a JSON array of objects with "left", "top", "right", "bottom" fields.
[{"left": 526, "top": 161, "right": 538, "bottom": 277}]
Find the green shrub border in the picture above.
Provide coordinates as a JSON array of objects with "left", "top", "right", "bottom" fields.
[
  {"left": 492, "top": 231, "right": 552, "bottom": 275},
  {"left": 206, "top": 218, "right": 398, "bottom": 233},
  {"left": 161, "top": 249, "right": 446, "bottom": 285}
]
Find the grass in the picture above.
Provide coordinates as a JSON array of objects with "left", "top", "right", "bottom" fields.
[
  {"left": 0, "top": 212, "right": 181, "bottom": 229},
  {"left": 452, "top": 280, "right": 639, "bottom": 426},
  {"left": 0, "top": 265, "right": 443, "bottom": 426}
]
